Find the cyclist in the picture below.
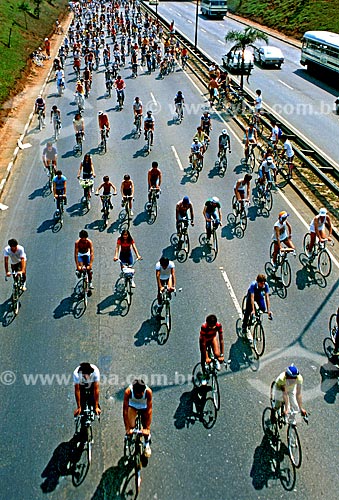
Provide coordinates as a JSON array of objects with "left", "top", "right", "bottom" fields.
[
  {"left": 147, "top": 161, "right": 162, "bottom": 203},
  {"left": 272, "top": 211, "right": 295, "bottom": 265},
  {"left": 74, "top": 230, "right": 94, "bottom": 289},
  {"left": 98, "top": 111, "right": 110, "bottom": 137},
  {"left": 73, "top": 362, "right": 101, "bottom": 417},
  {"left": 270, "top": 120, "right": 281, "bottom": 147},
  {"left": 258, "top": 156, "right": 276, "bottom": 186},
  {"left": 203, "top": 197, "right": 222, "bottom": 243},
  {"left": 218, "top": 128, "right": 231, "bottom": 157},
  {"left": 174, "top": 90, "right": 185, "bottom": 119},
  {"left": 280, "top": 135, "right": 294, "bottom": 177},
  {"left": 95, "top": 175, "right": 117, "bottom": 212},
  {"left": 144, "top": 110, "right": 155, "bottom": 145},
  {"left": 176, "top": 196, "right": 194, "bottom": 233},
  {"left": 42, "top": 142, "right": 58, "bottom": 174},
  {"left": 244, "top": 122, "right": 257, "bottom": 161},
  {"left": 255, "top": 89, "right": 262, "bottom": 114},
  {"left": 272, "top": 364, "right": 307, "bottom": 417},
  {"left": 77, "top": 153, "right": 96, "bottom": 180},
  {"left": 155, "top": 256, "right": 176, "bottom": 312},
  {"left": 120, "top": 174, "right": 135, "bottom": 216},
  {"left": 55, "top": 67, "right": 65, "bottom": 91},
  {"left": 234, "top": 174, "right": 252, "bottom": 206},
  {"left": 3, "top": 238, "right": 27, "bottom": 291},
  {"left": 208, "top": 76, "right": 219, "bottom": 105},
  {"left": 50, "top": 105, "right": 61, "bottom": 129},
  {"left": 242, "top": 274, "right": 272, "bottom": 341},
  {"left": 52, "top": 170, "right": 67, "bottom": 215},
  {"left": 199, "top": 314, "right": 224, "bottom": 384},
  {"left": 194, "top": 126, "right": 210, "bottom": 154},
  {"left": 114, "top": 230, "right": 141, "bottom": 287},
  {"left": 73, "top": 112, "right": 85, "bottom": 142},
  {"left": 306, "top": 208, "right": 333, "bottom": 257},
  {"left": 133, "top": 96, "right": 143, "bottom": 124},
  {"left": 200, "top": 110, "right": 212, "bottom": 135},
  {"left": 123, "top": 379, "right": 153, "bottom": 458},
  {"left": 35, "top": 95, "right": 46, "bottom": 126},
  {"left": 190, "top": 137, "right": 204, "bottom": 165},
  {"left": 114, "top": 74, "right": 126, "bottom": 106}
]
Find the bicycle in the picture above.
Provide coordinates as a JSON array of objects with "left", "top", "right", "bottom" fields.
[
  {"left": 99, "top": 127, "right": 108, "bottom": 154},
  {"left": 190, "top": 152, "right": 203, "bottom": 181},
  {"left": 241, "top": 296, "right": 267, "bottom": 357},
  {"left": 72, "top": 392, "right": 100, "bottom": 487},
  {"left": 75, "top": 92, "right": 85, "bottom": 114},
  {"left": 245, "top": 143, "right": 257, "bottom": 173},
  {"left": 5, "top": 271, "right": 25, "bottom": 315},
  {"left": 79, "top": 178, "right": 94, "bottom": 211},
  {"left": 134, "top": 113, "right": 142, "bottom": 138},
  {"left": 53, "top": 118, "right": 61, "bottom": 140},
  {"left": 37, "top": 109, "right": 44, "bottom": 131},
  {"left": 123, "top": 412, "right": 149, "bottom": 496},
  {"left": 303, "top": 234, "right": 333, "bottom": 278},
  {"left": 120, "top": 195, "right": 133, "bottom": 230},
  {"left": 116, "top": 89, "right": 124, "bottom": 110},
  {"left": 151, "top": 284, "right": 177, "bottom": 342},
  {"left": 76, "top": 266, "right": 90, "bottom": 310},
  {"left": 215, "top": 147, "right": 229, "bottom": 177},
  {"left": 192, "top": 345, "right": 221, "bottom": 410},
  {"left": 228, "top": 197, "right": 249, "bottom": 238},
  {"left": 145, "top": 129, "right": 153, "bottom": 154},
  {"left": 115, "top": 259, "right": 140, "bottom": 312},
  {"left": 54, "top": 194, "right": 66, "bottom": 225},
  {"left": 171, "top": 217, "right": 191, "bottom": 262},
  {"left": 146, "top": 187, "right": 160, "bottom": 224},
  {"left": 199, "top": 218, "right": 220, "bottom": 257},
  {"left": 46, "top": 162, "right": 56, "bottom": 192},
  {"left": 73, "top": 132, "right": 83, "bottom": 157},
  {"left": 175, "top": 102, "right": 184, "bottom": 123},
  {"left": 265, "top": 242, "right": 295, "bottom": 288},
  {"left": 96, "top": 193, "right": 115, "bottom": 229},
  {"left": 254, "top": 177, "right": 273, "bottom": 212},
  {"left": 262, "top": 382, "right": 308, "bottom": 468},
  {"left": 323, "top": 312, "right": 338, "bottom": 361}
]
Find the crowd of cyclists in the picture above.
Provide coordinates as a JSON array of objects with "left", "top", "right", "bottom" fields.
[{"left": 3, "top": 0, "right": 339, "bottom": 482}]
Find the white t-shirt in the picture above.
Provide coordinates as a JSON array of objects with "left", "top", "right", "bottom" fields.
[
  {"left": 284, "top": 139, "right": 294, "bottom": 158},
  {"left": 273, "top": 220, "right": 288, "bottom": 242},
  {"left": 271, "top": 125, "right": 279, "bottom": 142},
  {"left": 73, "top": 364, "right": 100, "bottom": 385},
  {"left": 156, "top": 261, "right": 175, "bottom": 280},
  {"left": 255, "top": 95, "right": 262, "bottom": 111},
  {"left": 3, "top": 245, "right": 27, "bottom": 264}
]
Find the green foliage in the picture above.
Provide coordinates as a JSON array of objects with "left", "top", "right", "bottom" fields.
[
  {"left": 0, "top": 0, "right": 68, "bottom": 104},
  {"left": 228, "top": 0, "right": 339, "bottom": 39}
]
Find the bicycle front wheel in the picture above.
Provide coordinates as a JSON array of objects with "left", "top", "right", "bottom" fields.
[
  {"left": 165, "top": 302, "right": 171, "bottom": 332},
  {"left": 329, "top": 313, "right": 337, "bottom": 341},
  {"left": 126, "top": 279, "right": 132, "bottom": 306},
  {"left": 281, "top": 259, "right": 291, "bottom": 288},
  {"left": 287, "top": 425, "right": 302, "bottom": 468},
  {"left": 213, "top": 230, "right": 218, "bottom": 255},
  {"left": 249, "top": 153, "right": 255, "bottom": 173},
  {"left": 262, "top": 406, "right": 277, "bottom": 438},
  {"left": 318, "top": 249, "right": 331, "bottom": 277},
  {"left": 210, "top": 373, "right": 220, "bottom": 410},
  {"left": 264, "top": 190, "right": 273, "bottom": 212},
  {"left": 303, "top": 233, "right": 311, "bottom": 255},
  {"left": 192, "top": 362, "right": 204, "bottom": 388},
  {"left": 323, "top": 337, "right": 335, "bottom": 360},
  {"left": 253, "top": 322, "right": 265, "bottom": 357}
]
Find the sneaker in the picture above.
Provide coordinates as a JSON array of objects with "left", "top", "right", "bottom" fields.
[
  {"left": 215, "top": 360, "right": 221, "bottom": 371},
  {"left": 130, "top": 210, "right": 134, "bottom": 216},
  {"left": 131, "top": 279, "right": 136, "bottom": 288},
  {"left": 201, "top": 374, "right": 208, "bottom": 386},
  {"left": 21, "top": 284, "right": 27, "bottom": 292},
  {"left": 89, "top": 282, "right": 94, "bottom": 290},
  {"left": 144, "top": 442, "right": 152, "bottom": 458}
]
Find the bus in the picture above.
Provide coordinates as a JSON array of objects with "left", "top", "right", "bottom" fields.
[
  {"left": 300, "top": 31, "right": 339, "bottom": 75},
  {"left": 200, "top": 0, "right": 227, "bottom": 18}
]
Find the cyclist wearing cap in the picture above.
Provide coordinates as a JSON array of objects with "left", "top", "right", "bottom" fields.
[
  {"left": 200, "top": 111, "right": 212, "bottom": 136},
  {"left": 234, "top": 174, "right": 252, "bottom": 205},
  {"left": 98, "top": 111, "right": 110, "bottom": 137},
  {"left": 306, "top": 208, "right": 332, "bottom": 256},
  {"left": 272, "top": 364, "right": 307, "bottom": 417},
  {"left": 147, "top": 161, "right": 162, "bottom": 202},
  {"left": 203, "top": 197, "right": 222, "bottom": 242},
  {"left": 144, "top": 110, "right": 155, "bottom": 144},
  {"left": 272, "top": 211, "right": 295, "bottom": 265},
  {"left": 176, "top": 196, "right": 194, "bottom": 233},
  {"left": 190, "top": 137, "right": 204, "bottom": 164},
  {"left": 258, "top": 156, "right": 276, "bottom": 186},
  {"left": 199, "top": 314, "right": 224, "bottom": 384},
  {"left": 194, "top": 126, "right": 210, "bottom": 154},
  {"left": 123, "top": 379, "right": 152, "bottom": 458},
  {"left": 73, "top": 362, "right": 101, "bottom": 416},
  {"left": 121, "top": 174, "right": 135, "bottom": 216},
  {"left": 133, "top": 96, "right": 143, "bottom": 123},
  {"left": 242, "top": 274, "right": 272, "bottom": 341},
  {"left": 218, "top": 129, "right": 231, "bottom": 156},
  {"left": 244, "top": 123, "right": 257, "bottom": 161}
]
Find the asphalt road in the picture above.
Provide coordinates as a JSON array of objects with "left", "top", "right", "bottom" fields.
[
  {"left": 0, "top": 9, "right": 339, "bottom": 500},
  {"left": 154, "top": 1, "right": 339, "bottom": 166}
]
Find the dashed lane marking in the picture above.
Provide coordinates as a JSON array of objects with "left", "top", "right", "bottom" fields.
[
  {"left": 171, "top": 145, "right": 184, "bottom": 171},
  {"left": 220, "top": 268, "right": 243, "bottom": 319},
  {"left": 278, "top": 79, "right": 294, "bottom": 90}
]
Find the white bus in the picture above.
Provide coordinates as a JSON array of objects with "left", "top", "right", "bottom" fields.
[
  {"left": 200, "top": 0, "right": 227, "bottom": 18},
  {"left": 300, "top": 31, "right": 339, "bottom": 75}
]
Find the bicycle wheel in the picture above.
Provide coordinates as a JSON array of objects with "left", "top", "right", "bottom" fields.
[
  {"left": 83, "top": 280, "right": 88, "bottom": 309},
  {"left": 241, "top": 295, "right": 247, "bottom": 316},
  {"left": 151, "top": 298, "right": 159, "bottom": 318},
  {"left": 212, "top": 230, "right": 218, "bottom": 256},
  {"left": 269, "top": 241, "right": 275, "bottom": 263},
  {"left": 249, "top": 152, "right": 255, "bottom": 173},
  {"left": 199, "top": 233, "right": 208, "bottom": 246},
  {"left": 165, "top": 302, "right": 171, "bottom": 332},
  {"left": 329, "top": 313, "right": 337, "bottom": 341},
  {"left": 210, "top": 373, "right": 220, "bottom": 410},
  {"left": 115, "top": 277, "right": 126, "bottom": 298},
  {"left": 231, "top": 196, "right": 238, "bottom": 217},
  {"left": 72, "top": 435, "right": 90, "bottom": 487},
  {"left": 318, "top": 249, "right": 331, "bottom": 277},
  {"left": 150, "top": 199, "right": 157, "bottom": 222},
  {"left": 126, "top": 279, "right": 132, "bottom": 306},
  {"left": 134, "top": 441, "right": 142, "bottom": 494},
  {"left": 287, "top": 424, "right": 302, "bottom": 468},
  {"left": 176, "top": 247, "right": 188, "bottom": 263},
  {"left": 158, "top": 322, "right": 169, "bottom": 345},
  {"left": 221, "top": 156, "right": 228, "bottom": 175},
  {"left": 270, "top": 381, "right": 276, "bottom": 408},
  {"left": 201, "top": 397, "right": 217, "bottom": 429},
  {"left": 303, "top": 233, "right": 311, "bottom": 255},
  {"left": 281, "top": 259, "right": 291, "bottom": 288},
  {"left": 264, "top": 190, "right": 273, "bottom": 212},
  {"left": 11, "top": 290, "right": 20, "bottom": 316},
  {"left": 253, "top": 322, "right": 265, "bottom": 357},
  {"left": 192, "top": 362, "right": 204, "bottom": 388},
  {"left": 279, "top": 450, "right": 296, "bottom": 492},
  {"left": 183, "top": 231, "right": 190, "bottom": 255},
  {"left": 323, "top": 337, "right": 335, "bottom": 360},
  {"left": 240, "top": 209, "right": 247, "bottom": 232},
  {"left": 262, "top": 406, "right": 277, "bottom": 437}
]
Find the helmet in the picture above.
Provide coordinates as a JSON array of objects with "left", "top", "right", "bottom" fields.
[
  {"left": 45, "top": 38, "right": 49, "bottom": 41},
  {"left": 286, "top": 364, "right": 299, "bottom": 378},
  {"left": 319, "top": 207, "right": 327, "bottom": 216},
  {"left": 98, "top": 111, "right": 103, "bottom": 115},
  {"left": 193, "top": 137, "right": 198, "bottom": 142},
  {"left": 211, "top": 196, "right": 219, "bottom": 204},
  {"left": 147, "top": 110, "right": 152, "bottom": 115},
  {"left": 203, "top": 111, "right": 208, "bottom": 115},
  {"left": 278, "top": 210, "right": 289, "bottom": 220},
  {"left": 222, "top": 129, "right": 227, "bottom": 135},
  {"left": 266, "top": 156, "right": 273, "bottom": 164},
  {"left": 183, "top": 196, "right": 190, "bottom": 204},
  {"left": 177, "top": 90, "right": 182, "bottom": 94}
]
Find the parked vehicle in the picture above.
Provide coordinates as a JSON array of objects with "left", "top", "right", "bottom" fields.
[
  {"left": 222, "top": 49, "right": 254, "bottom": 74},
  {"left": 254, "top": 46, "right": 284, "bottom": 68}
]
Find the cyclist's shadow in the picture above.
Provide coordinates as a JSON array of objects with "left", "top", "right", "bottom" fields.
[
  {"left": 92, "top": 456, "right": 136, "bottom": 500},
  {"left": 173, "top": 386, "right": 217, "bottom": 429},
  {"left": 134, "top": 317, "right": 168, "bottom": 346}
]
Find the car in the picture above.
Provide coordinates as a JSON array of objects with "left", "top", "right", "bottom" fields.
[
  {"left": 254, "top": 46, "right": 284, "bottom": 68},
  {"left": 222, "top": 49, "right": 254, "bottom": 74}
]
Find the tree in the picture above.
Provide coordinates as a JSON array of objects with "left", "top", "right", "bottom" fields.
[
  {"left": 18, "top": 1, "right": 30, "bottom": 30},
  {"left": 225, "top": 27, "right": 269, "bottom": 89}
]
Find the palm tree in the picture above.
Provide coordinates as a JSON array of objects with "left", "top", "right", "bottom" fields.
[{"left": 225, "top": 27, "right": 269, "bottom": 89}]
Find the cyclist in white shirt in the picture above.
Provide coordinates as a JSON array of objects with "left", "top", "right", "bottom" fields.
[
  {"left": 133, "top": 96, "right": 143, "bottom": 124},
  {"left": 234, "top": 174, "right": 252, "bottom": 206},
  {"left": 281, "top": 135, "right": 294, "bottom": 177},
  {"left": 190, "top": 137, "right": 203, "bottom": 164},
  {"left": 155, "top": 256, "right": 176, "bottom": 311},
  {"left": 73, "top": 362, "right": 101, "bottom": 416},
  {"left": 272, "top": 211, "right": 295, "bottom": 265},
  {"left": 244, "top": 122, "right": 257, "bottom": 160},
  {"left": 258, "top": 156, "right": 276, "bottom": 185},
  {"left": 270, "top": 121, "right": 280, "bottom": 147},
  {"left": 306, "top": 207, "right": 332, "bottom": 256},
  {"left": 3, "top": 238, "right": 27, "bottom": 290},
  {"left": 254, "top": 89, "right": 262, "bottom": 113}
]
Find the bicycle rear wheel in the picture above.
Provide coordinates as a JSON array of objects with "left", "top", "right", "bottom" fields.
[
  {"left": 318, "top": 249, "right": 331, "bottom": 277},
  {"left": 253, "top": 322, "right": 265, "bottom": 357},
  {"left": 72, "top": 433, "right": 90, "bottom": 487},
  {"left": 323, "top": 337, "right": 335, "bottom": 360},
  {"left": 264, "top": 190, "right": 273, "bottom": 212},
  {"left": 210, "top": 373, "right": 220, "bottom": 410},
  {"left": 281, "top": 259, "right": 291, "bottom": 288},
  {"left": 287, "top": 425, "right": 302, "bottom": 468},
  {"left": 201, "top": 397, "right": 217, "bottom": 429},
  {"left": 262, "top": 406, "right": 278, "bottom": 438}
]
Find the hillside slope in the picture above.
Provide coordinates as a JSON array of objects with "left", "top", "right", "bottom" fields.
[{"left": 228, "top": 0, "right": 339, "bottom": 39}]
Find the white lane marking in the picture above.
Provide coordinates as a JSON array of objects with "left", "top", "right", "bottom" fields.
[
  {"left": 150, "top": 92, "right": 157, "bottom": 105},
  {"left": 201, "top": 28, "right": 206, "bottom": 33},
  {"left": 277, "top": 189, "right": 339, "bottom": 269},
  {"left": 171, "top": 145, "right": 184, "bottom": 171},
  {"left": 218, "top": 39, "right": 224, "bottom": 45},
  {"left": 278, "top": 79, "right": 294, "bottom": 90},
  {"left": 187, "top": 19, "right": 193, "bottom": 24},
  {"left": 220, "top": 268, "right": 242, "bottom": 318},
  {"left": 177, "top": 13, "right": 182, "bottom": 17}
]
